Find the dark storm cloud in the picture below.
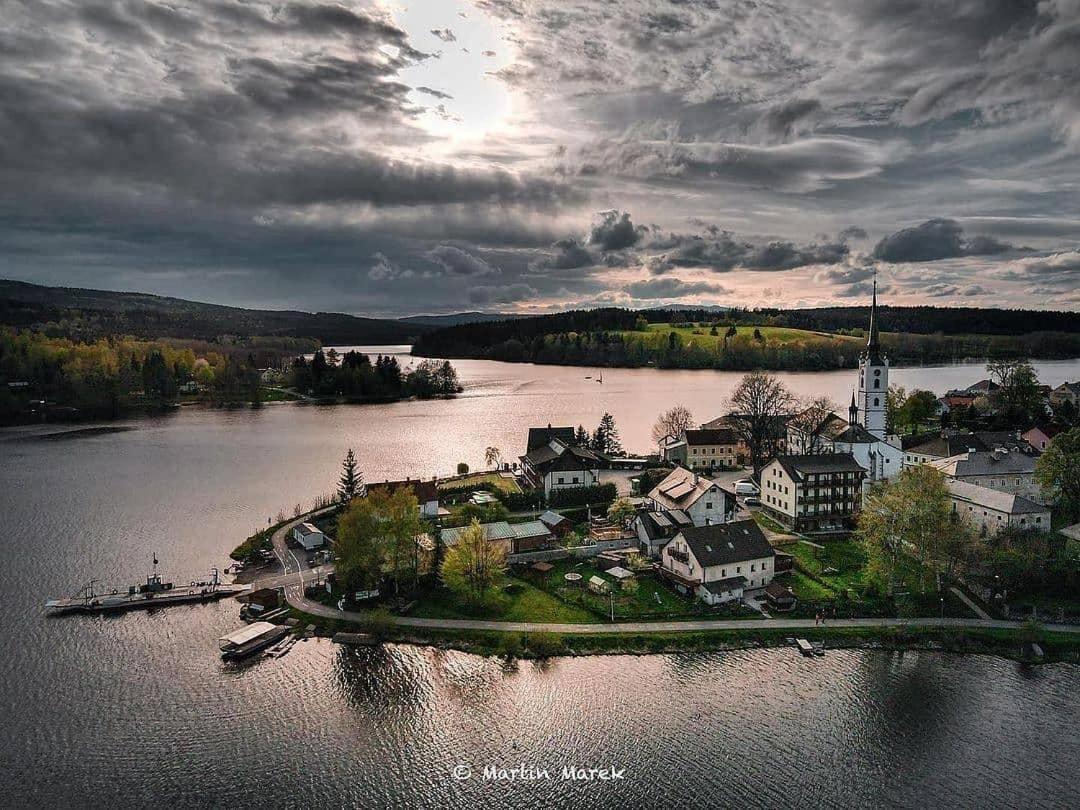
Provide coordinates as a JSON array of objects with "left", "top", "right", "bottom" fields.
[
  {"left": 839, "top": 226, "right": 868, "bottom": 242},
  {"left": 588, "top": 210, "right": 644, "bottom": 251},
  {"left": 426, "top": 245, "right": 500, "bottom": 276},
  {"left": 416, "top": 86, "right": 453, "bottom": 100},
  {"left": 873, "top": 219, "right": 1023, "bottom": 263},
  {"left": 540, "top": 237, "right": 595, "bottom": 270},
  {"left": 646, "top": 228, "right": 851, "bottom": 274},
  {"left": 624, "top": 277, "right": 727, "bottom": 299},
  {"left": 467, "top": 283, "right": 538, "bottom": 304}
]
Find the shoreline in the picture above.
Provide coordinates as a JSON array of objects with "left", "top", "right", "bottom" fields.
[{"left": 287, "top": 608, "right": 1080, "bottom": 665}]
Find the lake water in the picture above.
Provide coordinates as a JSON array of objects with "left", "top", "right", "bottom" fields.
[{"left": 2, "top": 353, "right": 1079, "bottom": 808}]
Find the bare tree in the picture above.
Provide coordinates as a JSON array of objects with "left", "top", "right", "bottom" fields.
[
  {"left": 484, "top": 446, "right": 501, "bottom": 470},
  {"left": 651, "top": 404, "right": 695, "bottom": 448},
  {"left": 788, "top": 395, "right": 839, "bottom": 455},
  {"left": 727, "top": 372, "right": 797, "bottom": 475}
]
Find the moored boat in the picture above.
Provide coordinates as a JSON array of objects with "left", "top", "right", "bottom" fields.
[{"left": 219, "top": 621, "right": 289, "bottom": 660}]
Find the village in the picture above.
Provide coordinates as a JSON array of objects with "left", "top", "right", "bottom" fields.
[{"left": 228, "top": 287, "right": 1080, "bottom": 653}]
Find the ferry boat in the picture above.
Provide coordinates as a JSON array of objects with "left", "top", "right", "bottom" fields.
[
  {"left": 46, "top": 558, "right": 247, "bottom": 614},
  {"left": 219, "top": 621, "right": 289, "bottom": 660}
]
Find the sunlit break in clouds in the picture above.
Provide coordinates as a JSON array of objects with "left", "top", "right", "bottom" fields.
[{"left": 2, "top": 0, "right": 1079, "bottom": 315}]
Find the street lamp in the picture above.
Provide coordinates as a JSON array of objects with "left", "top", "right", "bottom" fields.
[{"left": 940, "top": 597, "right": 945, "bottom": 619}]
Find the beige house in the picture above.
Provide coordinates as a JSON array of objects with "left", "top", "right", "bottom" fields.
[
  {"left": 947, "top": 479, "right": 1051, "bottom": 536},
  {"left": 683, "top": 427, "right": 741, "bottom": 470},
  {"left": 760, "top": 453, "right": 866, "bottom": 533}
]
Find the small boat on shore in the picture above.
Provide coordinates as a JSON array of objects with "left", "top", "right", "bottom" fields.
[
  {"left": 46, "top": 560, "right": 246, "bottom": 615},
  {"left": 219, "top": 621, "right": 289, "bottom": 660},
  {"left": 795, "top": 638, "right": 814, "bottom": 656}
]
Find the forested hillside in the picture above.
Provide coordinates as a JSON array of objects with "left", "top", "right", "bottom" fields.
[{"left": 0, "top": 279, "right": 428, "bottom": 344}]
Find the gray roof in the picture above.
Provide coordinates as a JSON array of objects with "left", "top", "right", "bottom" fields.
[
  {"left": 508, "top": 520, "right": 552, "bottom": 539},
  {"left": 906, "top": 433, "right": 988, "bottom": 458},
  {"left": 929, "top": 450, "right": 1036, "bottom": 477},
  {"left": 539, "top": 510, "right": 568, "bottom": 526},
  {"left": 772, "top": 453, "right": 866, "bottom": 480},
  {"left": 946, "top": 480, "right": 1047, "bottom": 515},
  {"left": 676, "top": 520, "right": 774, "bottom": 568},
  {"left": 684, "top": 428, "right": 739, "bottom": 446},
  {"left": 526, "top": 426, "right": 575, "bottom": 451},
  {"left": 296, "top": 522, "right": 321, "bottom": 535},
  {"left": 441, "top": 521, "right": 517, "bottom": 546}
]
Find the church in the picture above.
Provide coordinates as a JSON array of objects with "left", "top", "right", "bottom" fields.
[{"left": 785, "top": 282, "right": 904, "bottom": 480}]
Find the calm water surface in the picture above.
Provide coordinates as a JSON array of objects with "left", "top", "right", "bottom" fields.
[{"left": 2, "top": 354, "right": 1079, "bottom": 808}]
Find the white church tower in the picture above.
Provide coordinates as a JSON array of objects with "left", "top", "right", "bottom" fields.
[{"left": 857, "top": 281, "right": 888, "bottom": 439}]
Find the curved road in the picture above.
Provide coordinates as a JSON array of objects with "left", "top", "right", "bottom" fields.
[{"left": 264, "top": 513, "right": 1080, "bottom": 636}]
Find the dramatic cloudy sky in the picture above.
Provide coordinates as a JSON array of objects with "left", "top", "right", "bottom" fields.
[{"left": 3, "top": 1, "right": 1080, "bottom": 315}]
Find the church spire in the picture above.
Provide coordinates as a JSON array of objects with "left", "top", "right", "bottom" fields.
[
  {"left": 864, "top": 278, "right": 883, "bottom": 363},
  {"left": 849, "top": 389, "right": 858, "bottom": 424}
]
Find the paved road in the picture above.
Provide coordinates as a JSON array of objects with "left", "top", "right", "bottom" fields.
[{"left": 261, "top": 513, "right": 1080, "bottom": 636}]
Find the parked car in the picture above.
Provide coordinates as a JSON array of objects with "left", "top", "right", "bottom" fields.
[
  {"left": 734, "top": 480, "right": 759, "bottom": 495},
  {"left": 744, "top": 497, "right": 761, "bottom": 507}
]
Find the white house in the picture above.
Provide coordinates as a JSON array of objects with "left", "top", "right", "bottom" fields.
[
  {"left": 647, "top": 466, "right": 730, "bottom": 527},
  {"left": 786, "top": 398, "right": 902, "bottom": 482},
  {"left": 519, "top": 426, "right": 604, "bottom": 498},
  {"left": 292, "top": 522, "right": 327, "bottom": 550},
  {"left": 947, "top": 479, "right": 1051, "bottom": 536},
  {"left": 659, "top": 520, "right": 776, "bottom": 605}
]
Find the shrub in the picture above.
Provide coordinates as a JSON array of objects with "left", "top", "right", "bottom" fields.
[
  {"left": 526, "top": 631, "right": 565, "bottom": 658},
  {"left": 364, "top": 607, "right": 395, "bottom": 638},
  {"left": 547, "top": 483, "right": 617, "bottom": 508},
  {"left": 498, "top": 633, "right": 524, "bottom": 660}
]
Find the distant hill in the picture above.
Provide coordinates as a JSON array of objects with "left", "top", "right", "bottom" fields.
[
  {"left": 0, "top": 279, "right": 430, "bottom": 345},
  {"left": 399, "top": 311, "right": 531, "bottom": 327}
]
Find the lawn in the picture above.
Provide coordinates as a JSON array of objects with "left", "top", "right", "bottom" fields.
[
  {"left": 752, "top": 511, "right": 792, "bottom": 535},
  {"left": 620, "top": 323, "right": 861, "bottom": 351},
  {"left": 784, "top": 538, "right": 868, "bottom": 594},
  {"left": 408, "top": 577, "right": 596, "bottom": 623},
  {"left": 438, "top": 471, "right": 522, "bottom": 494},
  {"left": 521, "top": 557, "right": 756, "bottom": 621}
]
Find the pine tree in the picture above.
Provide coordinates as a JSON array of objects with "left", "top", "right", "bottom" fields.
[
  {"left": 574, "top": 424, "right": 590, "bottom": 446},
  {"left": 338, "top": 448, "right": 363, "bottom": 503},
  {"left": 593, "top": 412, "right": 622, "bottom": 456}
]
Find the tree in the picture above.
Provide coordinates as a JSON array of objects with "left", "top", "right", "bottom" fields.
[
  {"left": 457, "top": 462, "right": 469, "bottom": 475},
  {"left": 857, "top": 466, "right": 974, "bottom": 594},
  {"left": 592, "top": 412, "right": 623, "bottom": 455},
  {"left": 440, "top": 519, "right": 507, "bottom": 605},
  {"left": 885, "top": 385, "right": 907, "bottom": 435},
  {"left": 574, "top": 424, "right": 590, "bottom": 446},
  {"left": 338, "top": 448, "right": 363, "bottom": 503},
  {"left": 335, "top": 492, "right": 389, "bottom": 592},
  {"left": 727, "top": 372, "right": 796, "bottom": 474},
  {"left": 485, "top": 446, "right": 501, "bottom": 470},
  {"left": 651, "top": 404, "right": 695, "bottom": 448},
  {"left": 990, "top": 360, "right": 1043, "bottom": 423},
  {"left": 607, "top": 497, "right": 637, "bottom": 527},
  {"left": 788, "top": 396, "right": 837, "bottom": 455},
  {"left": 1036, "top": 428, "right": 1080, "bottom": 523}
]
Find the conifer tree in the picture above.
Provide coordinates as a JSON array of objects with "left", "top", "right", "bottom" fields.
[{"left": 338, "top": 448, "right": 363, "bottom": 503}]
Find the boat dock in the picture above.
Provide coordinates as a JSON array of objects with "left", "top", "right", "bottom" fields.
[{"left": 47, "top": 564, "right": 248, "bottom": 615}]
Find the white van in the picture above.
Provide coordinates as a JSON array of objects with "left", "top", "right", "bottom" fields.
[{"left": 734, "top": 480, "right": 759, "bottom": 495}]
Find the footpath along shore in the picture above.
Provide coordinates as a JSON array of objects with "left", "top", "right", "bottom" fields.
[{"left": 260, "top": 513, "right": 1080, "bottom": 638}]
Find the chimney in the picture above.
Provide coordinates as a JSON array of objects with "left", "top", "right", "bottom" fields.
[{"left": 693, "top": 472, "right": 699, "bottom": 486}]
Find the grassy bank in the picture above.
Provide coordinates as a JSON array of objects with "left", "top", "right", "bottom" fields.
[{"left": 287, "top": 608, "right": 1080, "bottom": 665}]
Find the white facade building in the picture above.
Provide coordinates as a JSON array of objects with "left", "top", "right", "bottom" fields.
[{"left": 659, "top": 520, "right": 776, "bottom": 605}]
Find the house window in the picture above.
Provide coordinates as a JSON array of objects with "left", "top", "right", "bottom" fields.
[
  {"left": 705, "top": 502, "right": 713, "bottom": 510},
  {"left": 572, "top": 476, "right": 579, "bottom": 484},
  {"left": 751, "top": 564, "right": 756, "bottom": 572},
  {"left": 557, "top": 476, "right": 565, "bottom": 484},
  {"left": 736, "top": 566, "right": 742, "bottom": 573}
]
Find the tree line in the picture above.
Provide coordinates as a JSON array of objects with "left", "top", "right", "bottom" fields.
[
  {"left": 287, "top": 349, "right": 461, "bottom": 400},
  {"left": 413, "top": 314, "right": 1080, "bottom": 371},
  {"left": 0, "top": 327, "right": 281, "bottom": 422}
]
